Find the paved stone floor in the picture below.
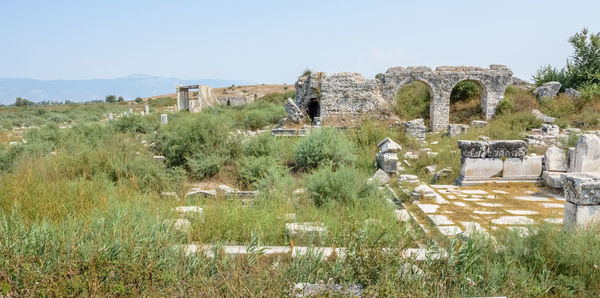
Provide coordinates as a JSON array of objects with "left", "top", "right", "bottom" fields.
[{"left": 406, "top": 184, "right": 564, "bottom": 237}]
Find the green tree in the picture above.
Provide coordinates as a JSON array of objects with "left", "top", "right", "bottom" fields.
[
  {"left": 135, "top": 97, "right": 143, "bottom": 103},
  {"left": 118, "top": 96, "right": 125, "bottom": 102},
  {"left": 566, "top": 28, "right": 600, "bottom": 88},
  {"left": 533, "top": 28, "right": 600, "bottom": 89},
  {"left": 105, "top": 95, "right": 117, "bottom": 103},
  {"left": 15, "top": 97, "right": 33, "bottom": 107}
]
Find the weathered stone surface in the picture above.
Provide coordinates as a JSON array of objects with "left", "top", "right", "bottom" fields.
[
  {"left": 377, "top": 137, "right": 402, "bottom": 153},
  {"left": 284, "top": 98, "right": 305, "bottom": 124},
  {"left": 447, "top": 124, "right": 469, "bottom": 137},
  {"left": 457, "top": 140, "right": 528, "bottom": 158},
  {"left": 160, "top": 114, "right": 168, "bottom": 124},
  {"left": 459, "top": 158, "right": 503, "bottom": 178},
  {"left": 382, "top": 65, "right": 513, "bottom": 130},
  {"left": 535, "top": 81, "right": 561, "bottom": 99},
  {"left": 561, "top": 173, "right": 600, "bottom": 205},
  {"left": 470, "top": 120, "right": 487, "bottom": 128},
  {"left": 376, "top": 152, "right": 399, "bottom": 173},
  {"left": 541, "top": 124, "right": 560, "bottom": 136},
  {"left": 543, "top": 171, "right": 563, "bottom": 188},
  {"left": 368, "top": 169, "right": 390, "bottom": 186},
  {"left": 286, "top": 222, "right": 326, "bottom": 236},
  {"left": 572, "top": 134, "right": 600, "bottom": 172},
  {"left": 403, "top": 118, "right": 426, "bottom": 141},
  {"left": 545, "top": 146, "right": 567, "bottom": 172},
  {"left": 564, "top": 88, "right": 581, "bottom": 99},
  {"left": 532, "top": 109, "right": 555, "bottom": 123},
  {"left": 564, "top": 201, "right": 600, "bottom": 229},
  {"left": 502, "top": 155, "right": 543, "bottom": 179},
  {"left": 292, "top": 282, "right": 363, "bottom": 297}
]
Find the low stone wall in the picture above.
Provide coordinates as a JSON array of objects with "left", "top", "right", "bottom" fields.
[{"left": 456, "top": 140, "right": 541, "bottom": 185}]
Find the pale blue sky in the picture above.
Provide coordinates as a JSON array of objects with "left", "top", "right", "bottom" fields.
[{"left": 1, "top": 0, "right": 599, "bottom": 83}]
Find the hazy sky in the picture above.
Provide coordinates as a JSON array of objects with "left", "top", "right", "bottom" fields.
[{"left": 1, "top": 0, "right": 599, "bottom": 83}]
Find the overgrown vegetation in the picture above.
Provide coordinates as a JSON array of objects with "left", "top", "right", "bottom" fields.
[{"left": 3, "top": 87, "right": 600, "bottom": 296}]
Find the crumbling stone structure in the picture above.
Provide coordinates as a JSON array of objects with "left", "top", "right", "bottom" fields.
[
  {"left": 176, "top": 85, "right": 217, "bottom": 112},
  {"left": 217, "top": 94, "right": 256, "bottom": 106},
  {"left": 292, "top": 65, "right": 513, "bottom": 130}
]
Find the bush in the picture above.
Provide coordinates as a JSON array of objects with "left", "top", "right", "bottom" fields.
[
  {"left": 450, "top": 81, "right": 480, "bottom": 103},
  {"left": 244, "top": 132, "right": 279, "bottom": 157},
  {"left": 105, "top": 95, "right": 117, "bottom": 103},
  {"left": 294, "top": 128, "right": 356, "bottom": 171},
  {"left": 237, "top": 155, "right": 288, "bottom": 189},
  {"left": 187, "top": 153, "right": 227, "bottom": 179},
  {"left": 306, "top": 165, "right": 362, "bottom": 206},
  {"left": 394, "top": 81, "right": 430, "bottom": 120},
  {"left": 112, "top": 115, "right": 159, "bottom": 134}
]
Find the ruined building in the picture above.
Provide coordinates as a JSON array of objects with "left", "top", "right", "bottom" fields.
[
  {"left": 176, "top": 85, "right": 218, "bottom": 112},
  {"left": 289, "top": 65, "right": 513, "bottom": 130}
]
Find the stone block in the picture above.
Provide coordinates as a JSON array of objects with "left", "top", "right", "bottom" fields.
[
  {"left": 535, "top": 81, "right": 561, "bottom": 99},
  {"left": 544, "top": 146, "right": 567, "bottom": 172},
  {"left": 561, "top": 173, "right": 600, "bottom": 205},
  {"left": 368, "top": 169, "right": 390, "bottom": 186},
  {"left": 573, "top": 134, "right": 600, "bottom": 172},
  {"left": 403, "top": 118, "right": 426, "bottom": 141},
  {"left": 457, "top": 140, "right": 527, "bottom": 158},
  {"left": 160, "top": 114, "right": 168, "bottom": 124},
  {"left": 284, "top": 98, "right": 305, "bottom": 124},
  {"left": 459, "top": 158, "right": 503, "bottom": 178},
  {"left": 563, "top": 201, "right": 600, "bottom": 229},
  {"left": 377, "top": 137, "right": 402, "bottom": 153},
  {"left": 376, "top": 152, "right": 399, "bottom": 173},
  {"left": 470, "top": 120, "right": 487, "bottom": 128},
  {"left": 502, "top": 155, "right": 543, "bottom": 179},
  {"left": 447, "top": 124, "right": 469, "bottom": 137},
  {"left": 542, "top": 171, "right": 563, "bottom": 188},
  {"left": 532, "top": 109, "right": 555, "bottom": 123}
]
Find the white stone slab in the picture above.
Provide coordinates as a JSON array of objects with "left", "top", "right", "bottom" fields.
[
  {"left": 461, "top": 222, "right": 488, "bottom": 236},
  {"left": 447, "top": 195, "right": 457, "bottom": 199},
  {"left": 492, "top": 190, "right": 509, "bottom": 195},
  {"left": 460, "top": 158, "right": 503, "bottom": 178},
  {"left": 395, "top": 209, "right": 411, "bottom": 222},
  {"left": 428, "top": 215, "right": 455, "bottom": 225},
  {"left": 492, "top": 216, "right": 534, "bottom": 225},
  {"left": 515, "top": 196, "right": 551, "bottom": 202},
  {"left": 417, "top": 204, "right": 440, "bottom": 214},
  {"left": 542, "top": 203, "right": 564, "bottom": 209},
  {"left": 438, "top": 225, "right": 462, "bottom": 236},
  {"left": 506, "top": 210, "right": 539, "bottom": 215},
  {"left": 477, "top": 202, "right": 503, "bottom": 207},
  {"left": 460, "top": 189, "right": 488, "bottom": 195},
  {"left": 453, "top": 202, "right": 467, "bottom": 207},
  {"left": 463, "top": 198, "right": 483, "bottom": 201},
  {"left": 474, "top": 210, "right": 497, "bottom": 214},
  {"left": 173, "top": 206, "right": 203, "bottom": 216},
  {"left": 544, "top": 218, "right": 563, "bottom": 224}
]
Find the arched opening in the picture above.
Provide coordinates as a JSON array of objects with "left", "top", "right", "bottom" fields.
[
  {"left": 227, "top": 100, "right": 231, "bottom": 106},
  {"left": 307, "top": 99, "right": 320, "bottom": 121},
  {"left": 449, "top": 80, "right": 485, "bottom": 124},
  {"left": 394, "top": 81, "right": 432, "bottom": 123}
]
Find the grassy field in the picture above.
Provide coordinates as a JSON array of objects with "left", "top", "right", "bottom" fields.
[{"left": 1, "top": 90, "right": 600, "bottom": 296}]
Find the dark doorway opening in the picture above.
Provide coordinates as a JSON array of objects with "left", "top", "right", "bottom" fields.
[
  {"left": 227, "top": 100, "right": 231, "bottom": 106},
  {"left": 307, "top": 100, "right": 320, "bottom": 120}
]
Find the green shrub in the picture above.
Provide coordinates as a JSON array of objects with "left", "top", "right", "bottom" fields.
[
  {"left": 112, "top": 115, "right": 159, "bottom": 134},
  {"left": 187, "top": 153, "right": 227, "bottom": 179},
  {"left": 450, "top": 81, "right": 480, "bottom": 103},
  {"left": 495, "top": 98, "right": 514, "bottom": 115},
  {"left": 294, "top": 128, "right": 356, "bottom": 171},
  {"left": 504, "top": 111, "right": 544, "bottom": 131},
  {"left": 237, "top": 155, "right": 288, "bottom": 189},
  {"left": 394, "top": 81, "right": 430, "bottom": 120},
  {"left": 306, "top": 165, "right": 362, "bottom": 206}
]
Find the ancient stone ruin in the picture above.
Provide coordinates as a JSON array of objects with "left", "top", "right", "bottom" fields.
[
  {"left": 456, "top": 140, "right": 542, "bottom": 185},
  {"left": 291, "top": 65, "right": 513, "bottom": 130},
  {"left": 217, "top": 94, "right": 256, "bottom": 106},
  {"left": 176, "top": 85, "right": 217, "bottom": 112}
]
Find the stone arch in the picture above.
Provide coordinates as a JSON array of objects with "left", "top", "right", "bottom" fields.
[{"left": 449, "top": 79, "right": 488, "bottom": 123}]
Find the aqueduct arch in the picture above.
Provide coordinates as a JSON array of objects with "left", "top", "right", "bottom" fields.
[
  {"left": 293, "top": 65, "right": 513, "bottom": 130},
  {"left": 381, "top": 65, "right": 513, "bottom": 130}
]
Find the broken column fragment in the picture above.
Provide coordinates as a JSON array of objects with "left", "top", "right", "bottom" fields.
[{"left": 376, "top": 137, "right": 401, "bottom": 174}]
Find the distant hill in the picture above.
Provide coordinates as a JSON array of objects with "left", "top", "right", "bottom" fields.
[{"left": 0, "top": 74, "right": 252, "bottom": 105}]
